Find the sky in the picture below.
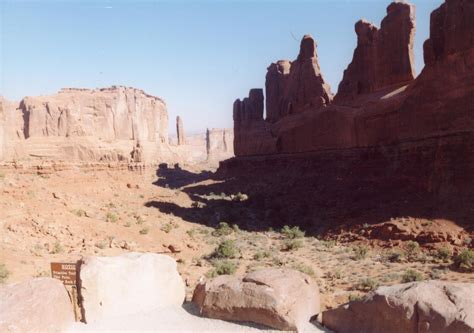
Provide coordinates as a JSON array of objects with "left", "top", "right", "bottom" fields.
[{"left": 1, "top": 0, "right": 444, "bottom": 134}]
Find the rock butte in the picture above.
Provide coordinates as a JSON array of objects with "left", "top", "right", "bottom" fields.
[
  {"left": 226, "top": 0, "right": 474, "bottom": 197},
  {"left": 0, "top": 86, "right": 233, "bottom": 166}
]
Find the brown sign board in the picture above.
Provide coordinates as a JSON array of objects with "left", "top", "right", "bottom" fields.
[{"left": 51, "top": 262, "right": 79, "bottom": 286}]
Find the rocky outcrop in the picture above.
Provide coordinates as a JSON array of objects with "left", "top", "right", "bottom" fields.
[
  {"left": 206, "top": 128, "right": 234, "bottom": 162},
  {"left": 335, "top": 2, "right": 416, "bottom": 103},
  {"left": 0, "top": 86, "right": 171, "bottom": 163},
  {"left": 266, "top": 35, "right": 333, "bottom": 122},
  {"left": 233, "top": 89, "right": 276, "bottom": 156},
  {"left": 78, "top": 252, "right": 185, "bottom": 324},
  {"left": 176, "top": 116, "right": 185, "bottom": 145},
  {"left": 192, "top": 268, "right": 320, "bottom": 331},
  {"left": 0, "top": 277, "right": 75, "bottom": 333},
  {"left": 22, "top": 86, "right": 167, "bottom": 143},
  {"left": 322, "top": 281, "right": 474, "bottom": 333},
  {"left": 231, "top": 0, "right": 473, "bottom": 158}
]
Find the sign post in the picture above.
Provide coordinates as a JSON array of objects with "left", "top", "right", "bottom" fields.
[{"left": 51, "top": 262, "right": 81, "bottom": 322}]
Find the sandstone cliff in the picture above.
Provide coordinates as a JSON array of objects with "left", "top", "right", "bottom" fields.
[
  {"left": 1, "top": 86, "right": 171, "bottom": 163},
  {"left": 218, "top": 0, "right": 474, "bottom": 235},
  {"left": 232, "top": 0, "right": 473, "bottom": 156},
  {"left": 335, "top": 2, "right": 416, "bottom": 103},
  {"left": 265, "top": 35, "right": 333, "bottom": 123}
]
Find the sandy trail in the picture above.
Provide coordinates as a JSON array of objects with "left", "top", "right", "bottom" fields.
[{"left": 66, "top": 303, "right": 328, "bottom": 333}]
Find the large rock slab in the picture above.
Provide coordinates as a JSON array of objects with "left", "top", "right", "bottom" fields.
[
  {"left": 0, "top": 277, "right": 74, "bottom": 333},
  {"left": 79, "top": 252, "right": 185, "bottom": 324},
  {"left": 192, "top": 268, "right": 320, "bottom": 331},
  {"left": 323, "top": 281, "right": 474, "bottom": 333}
]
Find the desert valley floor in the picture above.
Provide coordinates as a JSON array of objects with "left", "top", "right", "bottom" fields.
[{"left": 1, "top": 165, "right": 472, "bottom": 311}]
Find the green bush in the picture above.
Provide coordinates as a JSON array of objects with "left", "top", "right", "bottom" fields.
[
  {"left": 453, "top": 249, "right": 474, "bottom": 272},
  {"left": 213, "top": 240, "right": 239, "bottom": 259},
  {"left": 385, "top": 250, "right": 404, "bottom": 263},
  {"left": 0, "top": 264, "right": 10, "bottom": 283},
  {"left": 356, "top": 278, "right": 378, "bottom": 292},
  {"left": 291, "top": 263, "right": 315, "bottom": 276},
  {"left": 106, "top": 212, "right": 118, "bottom": 223},
  {"left": 353, "top": 245, "right": 369, "bottom": 260},
  {"left": 401, "top": 269, "right": 423, "bottom": 283},
  {"left": 52, "top": 241, "right": 63, "bottom": 254},
  {"left": 207, "top": 260, "right": 238, "bottom": 277},
  {"left": 139, "top": 226, "right": 150, "bottom": 235},
  {"left": 281, "top": 225, "right": 305, "bottom": 239},
  {"left": 435, "top": 247, "right": 452, "bottom": 262},
  {"left": 212, "top": 222, "right": 233, "bottom": 237},
  {"left": 404, "top": 241, "right": 420, "bottom": 261},
  {"left": 281, "top": 239, "right": 304, "bottom": 251},
  {"left": 253, "top": 250, "right": 271, "bottom": 260}
]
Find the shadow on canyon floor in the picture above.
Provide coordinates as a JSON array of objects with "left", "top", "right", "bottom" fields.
[
  {"left": 145, "top": 163, "right": 474, "bottom": 240},
  {"left": 153, "top": 163, "right": 213, "bottom": 189}
]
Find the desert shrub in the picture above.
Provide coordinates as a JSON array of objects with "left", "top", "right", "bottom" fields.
[
  {"left": 212, "top": 222, "right": 233, "bottom": 237},
  {"left": 356, "top": 278, "right": 379, "bottom": 292},
  {"left": 73, "top": 209, "right": 86, "bottom": 217},
  {"left": 404, "top": 241, "right": 420, "bottom": 261},
  {"left": 453, "top": 249, "right": 474, "bottom": 272},
  {"left": 281, "top": 239, "right": 304, "bottom": 251},
  {"left": 291, "top": 263, "right": 315, "bottom": 276},
  {"left": 401, "top": 269, "right": 423, "bottom": 283},
  {"left": 95, "top": 240, "right": 108, "bottom": 249},
  {"left": 139, "top": 226, "right": 150, "bottom": 235},
  {"left": 353, "top": 245, "right": 369, "bottom": 260},
  {"left": 253, "top": 250, "right": 271, "bottom": 260},
  {"left": 435, "top": 247, "right": 452, "bottom": 262},
  {"left": 213, "top": 240, "right": 239, "bottom": 259},
  {"left": 348, "top": 294, "right": 364, "bottom": 302},
  {"left": 52, "top": 241, "right": 63, "bottom": 254},
  {"left": 124, "top": 221, "right": 132, "bottom": 227},
  {"left": 0, "top": 264, "right": 10, "bottom": 283},
  {"left": 207, "top": 260, "right": 238, "bottom": 277},
  {"left": 430, "top": 268, "right": 447, "bottom": 280},
  {"left": 186, "top": 229, "right": 196, "bottom": 239},
  {"left": 281, "top": 225, "right": 305, "bottom": 239},
  {"left": 232, "top": 192, "right": 248, "bottom": 202},
  {"left": 136, "top": 216, "right": 145, "bottom": 225},
  {"left": 385, "top": 250, "right": 404, "bottom": 263},
  {"left": 161, "top": 223, "right": 173, "bottom": 233},
  {"left": 106, "top": 212, "right": 118, "bottom": 223}
]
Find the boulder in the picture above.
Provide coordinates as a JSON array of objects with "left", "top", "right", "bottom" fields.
[
  {"left": 192, "top": 268, "right": 320, "bottom": 331},
  {"left": 322, "top": 281, "right": 474, "bottom": 333},
  {"left": 78, "top": 252, "right": 185, "bottom": 324},
  {"left": 0, "top": 277, "right": 74, "bottom": 333}
]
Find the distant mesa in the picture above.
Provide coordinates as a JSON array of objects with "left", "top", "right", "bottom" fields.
[{"left": 0, "top": 86, "right": 233, "bottom": 167}]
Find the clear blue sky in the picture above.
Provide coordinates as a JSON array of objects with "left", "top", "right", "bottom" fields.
[{"left": 1, "top": 0, "right": 443, "bottom": 133}]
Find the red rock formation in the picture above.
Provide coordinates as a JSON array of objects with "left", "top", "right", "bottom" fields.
[
  {"left": 265, "top": 35, "right": 332, "bottom": 123},
  {"left": 232, "top": 0, "right": 473, "bottom": 157},
  {"left": 176, "top": 116, "right": 185, "bottom": 145},
  {"left": 233, "top": 89, "right": 276, "bottom": 156},
  {"left": 335, "top": 2, "right": 416, "bottom": 103}
]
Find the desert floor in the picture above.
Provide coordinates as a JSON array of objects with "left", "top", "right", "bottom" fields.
[{"left": 1, "top": 165, "right": 473, "bottom": 312}]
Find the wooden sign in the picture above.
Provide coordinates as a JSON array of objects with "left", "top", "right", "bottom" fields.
[{"left": 50, "top": 262, "right": 78, "bottom": 286}]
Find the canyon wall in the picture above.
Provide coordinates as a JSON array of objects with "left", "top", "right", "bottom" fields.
[
  {"left": 232, "top": 0, "right": 473, "bottom": 157},
  {"left": 221, "top": 0, "right": 474, "bottom": 230},
  {"left": 1, "top": 87, "right": 235, "bottom": 166},
  {"left": 1, "top": 86, "right": 172, "bottom": 164}
]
